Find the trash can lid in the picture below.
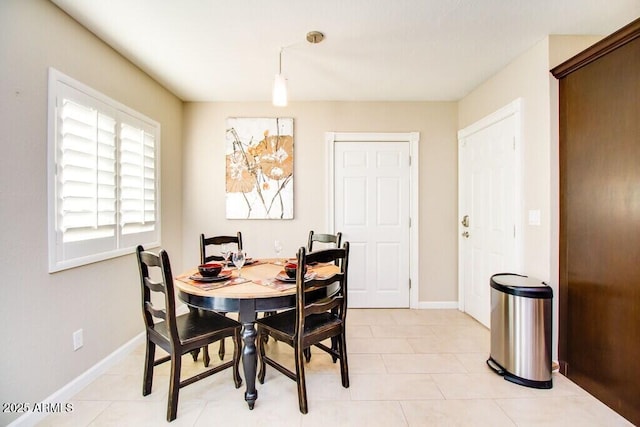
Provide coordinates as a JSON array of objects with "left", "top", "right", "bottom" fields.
[{"left": 490, "top": 273, "right": 553, "bottom": 299}]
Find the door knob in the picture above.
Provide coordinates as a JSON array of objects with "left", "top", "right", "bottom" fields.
[
  {"left": 461, "top": 215, "right": 470, "bottom": 228},
  {"left": 462, "top": 231, "right": 470, "bottom": 238}
]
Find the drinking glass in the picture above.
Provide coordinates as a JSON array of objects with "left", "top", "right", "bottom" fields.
[
  {"left": 232, "top": 250, "right": 246, "bottom": 277},
  {"left": 220, "top": 243, "right": 230, "bottom": 266},
  {"left": 274, "top": 240, "right": 283, "bottom": 265}
]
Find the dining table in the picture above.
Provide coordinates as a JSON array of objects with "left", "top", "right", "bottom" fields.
[{"left": 174, "top": 258, "right": 339, "bottom": 410}]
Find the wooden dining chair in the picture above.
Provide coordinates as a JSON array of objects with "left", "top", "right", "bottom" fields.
[
  {"left": 307, "top": 230, "right": 342, "bottom": 253},
  {"left": 305, "top": 230, "right": 343, "bottom": 362},
  {"left": 200, "top": 232, "right": 243, "bottom": 264},
  {"left": 136, "top": 245, "right": 242, "bottom": 422},
  {"left": 201, "top": 232, "right": 277, "bottom": 329},
  {"left": 256, "top": 242, "right": 350, "bottom": 414},
  {"left": 199, "top": 232, "right": 243, "bottom": 361}
]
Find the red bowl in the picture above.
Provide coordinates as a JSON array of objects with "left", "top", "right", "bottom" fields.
[
  {"left": 284, "top": 262, "right": 307, "bottom": 278},
  {"left": 198, "top": 263, "right": 222, "bottom": 277}
]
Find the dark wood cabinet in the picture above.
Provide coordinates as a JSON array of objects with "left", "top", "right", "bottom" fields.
[{"left": 552, "top": 18, "right": 640, "bottom": 426}]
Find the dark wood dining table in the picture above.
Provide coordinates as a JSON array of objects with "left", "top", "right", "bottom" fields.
[{"left": 174, "top": 259, "right": 339, "bottom": 410}]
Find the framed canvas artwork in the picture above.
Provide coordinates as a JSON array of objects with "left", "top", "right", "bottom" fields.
[{"left": 225, "top": 117, "right": 294, "bottom": 219}]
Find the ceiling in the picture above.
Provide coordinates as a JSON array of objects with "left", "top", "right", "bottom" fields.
[{"left": 50, "top": 0, "right": 640, "bottom": 102}]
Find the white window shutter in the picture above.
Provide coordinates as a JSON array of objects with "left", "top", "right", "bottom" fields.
[
  {"left": 48, "top": 68, "right": 160, "bottom": 272},
  {"left": 59, "top": 99, "right": 117, "bottom": 242},
  {"left": 119, "top": 120, "right": 156, "bottom": 235}
]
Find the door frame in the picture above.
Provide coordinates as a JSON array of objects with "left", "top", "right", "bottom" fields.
[
  {"left": 457, "top": 99, "right": 524, "bottom": 315},
  {"left": 326, "top": 132, "right": 420, "bottom": 308}
]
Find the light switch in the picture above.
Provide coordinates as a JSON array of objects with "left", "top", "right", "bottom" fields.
[
  {"left": 528, "top": 210, "right": 541, "bottom": 226},
  {"left": 73, "top": 329, "right": 83, "bottom": 351}
]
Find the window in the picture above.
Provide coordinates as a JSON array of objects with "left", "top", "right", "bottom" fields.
[{"left": 48, "top": 68, "right": 160, "bottom": 272}]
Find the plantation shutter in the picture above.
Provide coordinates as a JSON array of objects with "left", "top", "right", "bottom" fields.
[
  {"left": 49, "top": 69, "right": 160, "bottom": 272},
  {"left": 58, "top": 98, "right": 117, "bottom": 243},
  {"left": 119, "top": 119, "right": 156, "bottom": 236}
]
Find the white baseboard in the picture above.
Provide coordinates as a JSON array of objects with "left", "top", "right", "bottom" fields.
[
  {"left": 414, "top": 301, "right": 460, "bottom": 309},
  {"left": 9, "top": 305, "right": 195, "bottom": 427},
  {"left": 9, "top": 333, "right": 145, "bottom": 427}
]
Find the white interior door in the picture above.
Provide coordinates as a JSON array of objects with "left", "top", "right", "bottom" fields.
[
  {"left": 458, "top": 101, "right": 522, "bottom": 327},
  {"left": 334, "top": 140, "right": 411, "bottom": 308}
]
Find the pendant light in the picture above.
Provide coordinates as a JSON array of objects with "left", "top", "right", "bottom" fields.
[
  {"left": 272, "top": 48, "right": 287, "bottom": 107},
  {"left": 272, "top": 31, "right": 324, "bottom": 107}
]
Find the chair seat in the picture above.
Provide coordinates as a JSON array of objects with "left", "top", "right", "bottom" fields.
[
  {"left": 152, "top": 311, "right": 241, "bottom": 348},
  {"left": 257, "top": 310, "right": 342, "bottom": 345}
]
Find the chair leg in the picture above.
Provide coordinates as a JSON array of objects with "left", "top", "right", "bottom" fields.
[
  {"left": 294, "top": 345, "right": 309, "bottom": 414},
  {"left": 304, "top": 347, "right": 311, "bottom": 363},
  {"left": 218, "top": 338, "right": 226, "bottom": 360},
  {"left": 330, "top": 308, "right": 339, "bottom": 363},
  {"left": 330, "top": 337, "right": 338, "bottom": 363},
  {"left": 339, "top": 334, "right": 349, "bottom": 388},
  {"left": 188, "top": 306, "right": 207, "bottom": 364},
  {"left": 257, "top": 329, "right": 266, "bottom": 384},
  {"left": 261, "top": 312, "right": 276, "bottom": 343},
  {"left": 232, "top": 329, "right": 242, "bottom": 388},
  {"left": 218, "top": 312, "right": 228, "bottom": 360},
  {"left": 143, "top": 340, "right": 155, "bottom": 396},
  {"left": 167, "top": 353, "right": 182, "bottom": 422},
  {"left": 203, "top": 345, "right": 210, "bottom": 367}
]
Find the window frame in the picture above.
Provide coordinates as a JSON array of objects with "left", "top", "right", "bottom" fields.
[{"left": 47, "top": 68, "right": 161, "bottom": 273}]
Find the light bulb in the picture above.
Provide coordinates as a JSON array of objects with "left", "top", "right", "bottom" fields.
[{"left": 272, "top": 73, "right": 287, "bottom": 107}]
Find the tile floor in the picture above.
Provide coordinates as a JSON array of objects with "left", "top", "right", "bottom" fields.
[{"left": 38, "top": 309, "right": 633, "bottom": 426}]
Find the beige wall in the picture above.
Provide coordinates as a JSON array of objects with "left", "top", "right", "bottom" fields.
[
  {"left": 0, "top": 1, "right": 183, "bottom": 424},
  {"left": 458, "top": 35, "right": 601, "bottom": 359},
  {"left": 182, "top": 101, "right": 460, "bottom": 303}
]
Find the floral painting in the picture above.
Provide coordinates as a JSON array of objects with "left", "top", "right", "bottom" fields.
[{"left": 225, "top": 117, "right": 294, "bottom": 219}]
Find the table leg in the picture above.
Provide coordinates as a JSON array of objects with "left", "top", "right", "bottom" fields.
[{"left": 238, "top": 299, "right": 258, "bottom": 409}]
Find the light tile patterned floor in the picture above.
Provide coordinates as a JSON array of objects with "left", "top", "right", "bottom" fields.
[{"left": 38, "top": 309, "right": 633, "bottom": 426}]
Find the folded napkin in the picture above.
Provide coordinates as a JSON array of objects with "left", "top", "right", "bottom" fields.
[{"left": 177, "top": 274, "right": 250, "bottom": 290}]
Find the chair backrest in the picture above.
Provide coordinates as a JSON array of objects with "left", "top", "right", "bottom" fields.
[
  {"left": 200, "top": 232, "right": 243, "bottom": 264},
  {"left": 307, "top": 230, "right": 342, "bottom": 252},
  {"left": 136, "top": 245, "right": 180, "bottom": 343},
  {"left": 294, "top": 242, "right": 350, "bottom": 337}
]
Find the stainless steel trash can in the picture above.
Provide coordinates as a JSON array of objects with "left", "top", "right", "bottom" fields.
[{"left": 487, "top": 273, "right": 553, "bottom": 389}]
